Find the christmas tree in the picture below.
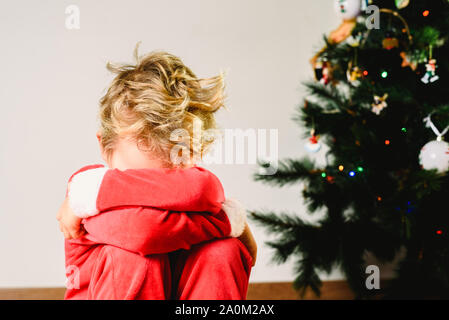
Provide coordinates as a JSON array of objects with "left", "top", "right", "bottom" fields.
[{"left": 250, "top": 0, "right": 449, "bottom": 299}]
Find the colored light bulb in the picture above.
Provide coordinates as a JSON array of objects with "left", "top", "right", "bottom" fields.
[
  {"left": 381, "top": 71, "right": 388, "bottom": 78},
  {"left": 423, "top": 10, "right": 430, "bottom": 17},
  {"left": 349, "top": 171, "right": 355, "bottom": 177},
  {"left": 357, "top": 166, "right": 364, "bottom": 172},
  {"left": 338, "top": 165, "right": 344, "bottom": 171},
  {"left": 321, "top": 172, "right": 327, "bottom": 178}
]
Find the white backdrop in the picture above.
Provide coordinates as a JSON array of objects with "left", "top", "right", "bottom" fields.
[{"left": 0, "top": 0, "right": 343, "bottom": 287}]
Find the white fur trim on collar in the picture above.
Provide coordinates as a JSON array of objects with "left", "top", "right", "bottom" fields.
[
  {"left": 68, "top": 167, "right": 108, "bottom": 218},
  {"left": 222, "top": 198, "right": 247, "bottom": 237}
]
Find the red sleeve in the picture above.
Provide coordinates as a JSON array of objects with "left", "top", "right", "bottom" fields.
[
  {"left": 82, "top": 206, "right": 231, "bottom": 255},
  {"left": 96, "top": 167, "right": 225, "bottom": 214},
  {"left": 66, "top": 165, "right": 244, "bottom": 254}
]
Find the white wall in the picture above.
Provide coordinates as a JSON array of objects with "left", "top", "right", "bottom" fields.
[{"left": 0, "top": 0, "right": 341, "bottom": 287}]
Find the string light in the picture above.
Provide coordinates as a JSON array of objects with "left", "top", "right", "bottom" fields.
[
  {"left": 401, "top": 127, "right": 407, "bottom": 133},
  {"left": 423, "top": 10, "right": 430, "bottom": 17},
  {"left": 377, "top": 196, "right": 382, "bottom": 201},
  {"left": 349, "top": 171, "right": 356, "bottom": 177},
  {"left": 385, "top": 140, "right": 391, "bottom": 145},
  {"left": 363, "top": 70, "right": 368, "bottom": 76},
  {"left": 338, "top": 165, "right": 344, "bottom": 171},
  {"left": 436, "top": 230, "right": 443, "bottom": 235},
  {"left": 357, "top": 166, "right": 364, "bottom": 172},
  {"left": 321, "top": 172, "right": 327, "bottom": 178},
  {"left": 406, "top": 201, "right": 415, "bottom": 214},
  {"left": 381, "top": 71, "right": 388, "bottom": 78}
]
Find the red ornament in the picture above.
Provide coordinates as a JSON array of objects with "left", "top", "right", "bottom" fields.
[{"left": 314, "top": 61, "right": 331, "bottom": 85}]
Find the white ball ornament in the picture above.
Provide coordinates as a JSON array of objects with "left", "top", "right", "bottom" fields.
[
  {"left": 305, "top": 140, "right": 321, "bottom": 153},
  {"left": 334, "top": 0, "right": 362, "bottom": 20},
  {"left": 419, "top": 139, "right": 449, "bottom": 173},
  {"left": 305, "top": 135, "right": 322, "bottom": 153}
]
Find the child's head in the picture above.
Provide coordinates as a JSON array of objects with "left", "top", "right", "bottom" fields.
[{"left": 98, "top": 45, "right": 225, "bottom": 169}]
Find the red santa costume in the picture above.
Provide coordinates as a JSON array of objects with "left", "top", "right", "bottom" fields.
[{"left": 63, "top": 165, "right": 252, "bottom": 300}]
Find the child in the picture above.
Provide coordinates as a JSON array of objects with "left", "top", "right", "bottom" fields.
[{"left": 57, "top": 47, "right": 257, "bottom": 300}]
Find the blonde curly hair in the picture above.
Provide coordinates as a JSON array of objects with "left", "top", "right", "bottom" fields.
[{"left": 99, "top": 44, "right": 225, "bottom": 167}]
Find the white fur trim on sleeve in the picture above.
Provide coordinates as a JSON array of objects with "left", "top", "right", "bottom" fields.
[
  {"left": 68, "top": 167, "right": 108, "bottom": 218},
  {"left": 222, "top": 198, "right": 247, "bottom": 238}
]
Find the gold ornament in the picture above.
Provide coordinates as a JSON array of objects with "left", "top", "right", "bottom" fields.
[
  {"left": 382, "top": 37, "right": 399, "bottom": 50},
  {"left": 346, "top": 54, "right": 363, "bottom": 86},
  {"left": 347, "top": 66, "right": 363, "bottom": 83}
]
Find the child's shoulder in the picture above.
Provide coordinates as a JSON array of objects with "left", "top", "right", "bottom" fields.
[{"left": 68, "top": 164, "right": 105, "bottom": 183}]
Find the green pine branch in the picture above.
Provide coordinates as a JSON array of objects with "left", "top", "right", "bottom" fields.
[{"left": 254, "top": 158, "right": 316, "bottom": 187}]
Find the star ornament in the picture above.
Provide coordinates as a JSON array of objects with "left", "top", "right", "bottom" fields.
[
  {"left": 371, "top": 93, "right": 389, "bottom": 115},
  {"left": 400, "top": 51, "right": 417, "bottom": 71}
]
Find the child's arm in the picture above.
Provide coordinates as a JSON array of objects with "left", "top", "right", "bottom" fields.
[
  {"left": 80, "top": 205, "right": 235, "bottom": 255},
  {"left": 67, "top": 165, "right": 227, "bottom": 219},
  {"left": 59, "top": 165, "right": 248, "bottom": 254},
  {"left": 58, "top": 197, "right": 257, "bottom": 264},
  {"left": 66, "top": 165, "right": 246, "bottom": 236}
]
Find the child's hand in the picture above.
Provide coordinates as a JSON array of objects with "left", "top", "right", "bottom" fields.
[
  {"left": 56, "top": 197, "right": 86, "bottom": 240},
  {"left": 238, "top": 222, "right": 257, "bottom": 267}
]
